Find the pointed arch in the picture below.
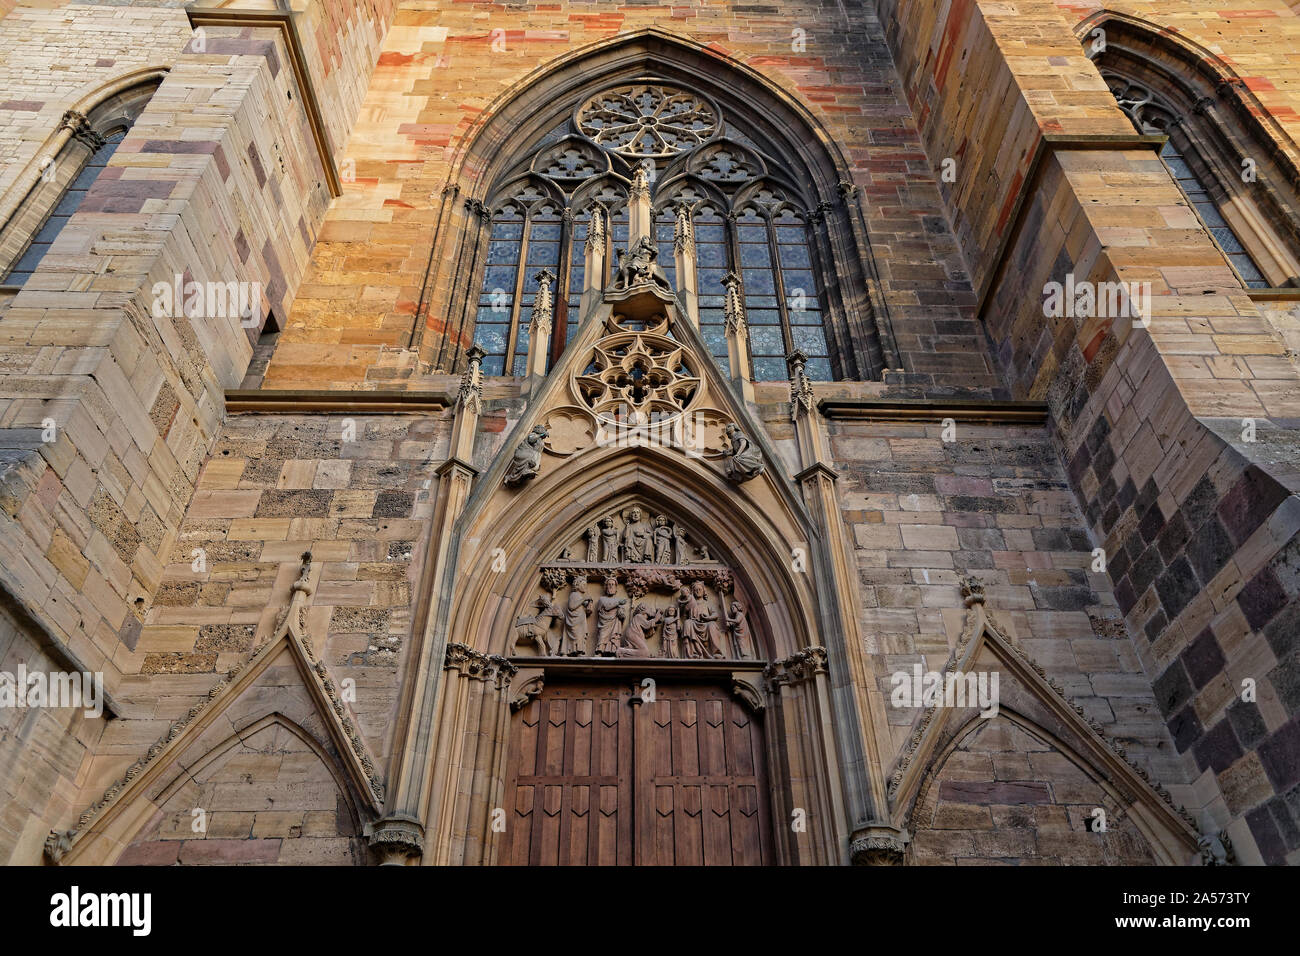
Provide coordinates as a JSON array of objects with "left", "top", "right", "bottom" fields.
[
  {"left": 419, "top": 28, "right": 889, "bottom": 379},
  {"left": 1076, "top": 11, "right": 1300, "bottom": 287},
  {"left": 0, "top": 66, "right": 167, "bottom": 283},
  {"left": 904, "top": 707, "right": 1162, "bottom": 865},
  {"left": 112, "top": 714, "right": 366, "bottom": 866}
]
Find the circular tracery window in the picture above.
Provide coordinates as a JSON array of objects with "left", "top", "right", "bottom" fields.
[{"left": 575, "top": 84, "right": 719, "bottom": 159}]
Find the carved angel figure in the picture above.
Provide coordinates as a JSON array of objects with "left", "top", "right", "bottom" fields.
[
  {"left": 672, "top": 526, "right": 689, "bottom": 565},
  {"left": 504, "top": 425, "right": 548, "bottom": 486},
  {"left": 723, "top": 423, "right": 764, "bottom": 482}
]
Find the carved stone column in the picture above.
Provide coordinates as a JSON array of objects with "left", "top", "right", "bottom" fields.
[
  {"left": 786, "top": 349, "right": 895, "bottom": 854},
  {"left": 764, "top": 647, "right": 842, "bottom": 864},
  {"left": 721, "top": 271, "right": 755, "bottom": 403},
  {"left": 428, "top": 643, "right": 518, "bottom": 865},
  {"left": 525, "top": 269, "right": 555, "bottom": 384},
  {"left": 374, "top": 451, "right": 480, "bottom": 863},
  {"left": 673, "top": 204, "right": 700, "bottom": 327},
  {"left": 580, "top": 205, "right": 607, "bottom": 320}
]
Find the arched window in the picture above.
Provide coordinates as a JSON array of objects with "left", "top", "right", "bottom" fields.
[
  {"left": 468, "top": 82, "right": 843, "bottom": 380},
  {"left": 3, "top": 132, "right": 125, "bottom": 286},
  {"left": 1105, "top": 73, "right": 1271, "bottom": 288},
  {"left": 1083, "top": 14, "right": 1300, "bottom": 289},
  {"left": 0, "top": 75, "right": 158, "bottom": 288}
]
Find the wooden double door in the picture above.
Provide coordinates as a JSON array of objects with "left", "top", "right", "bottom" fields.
[{"left": 503, "top": 679, "right": 773, "bottom": 865}]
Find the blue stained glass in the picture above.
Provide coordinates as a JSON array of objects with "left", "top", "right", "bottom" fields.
[
  {"left": 473, "top": 324, "right": 507, "bottom": 353},
  {"left": 697, "top": 243, "right": 728, "bottom": 266},
  {"left": 792, "top": 326, "right": 829, "bottom": 354},
  {"left": 753, "top": 357, "right": 785, "bottom": 381},
  {"left": 750, "top": 326, "right": 784, "bottom": 353},
  {"left": 778, "top": 243, "right": 811, "bottom": 268},
  {"left": 805, "top": 357, "right": 832, "bottom": 380},
  {"left": 739, "top": 244, "right": 771, "bottom": 267},
  {"left": 487, "top": 239, "right": 518, "bottom": 264},
  {"left": 742, "top": 270, "right": 775, "bottom": 294},
  {"left": 483, "top": 265, "right": 517, "bottom": 291}
]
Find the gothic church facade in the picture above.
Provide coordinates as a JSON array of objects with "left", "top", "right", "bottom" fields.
[{"left": 0, "top": 0, "right": 1298, "bottom": 866}]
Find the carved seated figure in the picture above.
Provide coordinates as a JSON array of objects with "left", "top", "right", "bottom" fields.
[{"left": 610, "top": 236, "right": 673, "bottom": 294}]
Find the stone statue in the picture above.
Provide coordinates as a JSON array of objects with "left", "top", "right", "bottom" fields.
[
  {"left": 598, "top": 515, "right": 620, "bottom": 562},
  {"left": 677, "top": 581, "right": 725, "bottom": 659},
  {"left": 725, "top": 599, "right": 755, "bottom": 660},
  {"left": 622, "top": 507, "right": 653, "bottom": 563},
  {"left": 652, "top": 514, "right": 674, "bottom": 564},
  {"left": 672, "top": 525, "right": 688, "bottom": 565},
  {"left": 504, "top": 424, "right": 548, "bottom": 485},
  {"left": 559, "top": 576, "right": 593, "bottom": 656},
  {"left": 660, "top": 604, "right": 681, "bottom": 658},
  {"left": 593, "top": 576, "right": 627, "bottom": 655},
  {"left": 723, "top": 423, "right": 764, "bottom": 482},
  {"left": 610, "top": 235, "right": 673, "bottom": 294},
  {"left": 697, "top": 544, "right": 711, "bottom": 562},
  {"left": 618, "top": 603, "right": 662, "bottom": 658},
  {"left": 583, "top": 525, "right": 599, "bottom": 562},
  {"left": 513, "top": 597, "right": 559, "bottom": 656}
]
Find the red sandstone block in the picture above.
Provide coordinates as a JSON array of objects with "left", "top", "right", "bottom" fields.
[
  {"left": 177, "top": 838, "right": 282, "bottom": 864},
  {"left": 116, "top": 840, "right": 181, "bottom": 866}
]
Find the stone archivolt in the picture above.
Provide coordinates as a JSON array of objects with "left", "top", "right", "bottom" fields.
[{"left": 513, "top": 505, "right": 758, "bottom": 661}]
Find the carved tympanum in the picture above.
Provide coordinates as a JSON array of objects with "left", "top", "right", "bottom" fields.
[{"left": 510, "top": 505, "right": 760, "bottom": 661}]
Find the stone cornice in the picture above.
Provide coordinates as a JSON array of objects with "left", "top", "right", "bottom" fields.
[
  {"left": 224, "top": 389, "right": 454, "bottom": 414},
  {"left": 817, "top": 398, "right": 1049, "bottom": 424}
]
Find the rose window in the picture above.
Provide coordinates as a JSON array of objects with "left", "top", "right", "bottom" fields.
[{"left": 576, "top": 84, "right": 718, "bottom": 159}]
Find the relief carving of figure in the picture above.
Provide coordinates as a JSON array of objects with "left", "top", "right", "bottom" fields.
[
  {"left": 659, "top": 604, "right": 681, "bottom": 659},
  {"left": 672, "top": 525, "right": 688, "bottom": 565},
  {"left": 594, "top": 576, "right": 628, "bottom": 655},
  {"left": 723, "top": 423, "right": 764, "bottom": 482},
  {"left": 622, "top": 507, "right": 653, "bottom": 563},
  {"left": 598, "top": 516, "right": 620, "bottom": 563},
  {"left": 513, "top": 597, "right": 559, "bottom": 656},
  {"left": 504, "top": 424, "right": 549, "bottom": 485},
  {"left": 725, "top": 600, "right": 755, "bottom": 660},
  {"left": 583, "top": 525, "right": 599, "bottom": 562},
  {"left": 610, "top": 235, "right": 673, "bottom": 294},
  {"left": 677, "top": 581, "right": 725, "bottom": 660},
  {"left": 618, "top": 603, "right": 662, "bottom": 658},
  {"left": 652, "top": 514, "right": 674, "bottom": 564},
  {"left": 559, "top": 575, "right": 593, "bottom": 656}
]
